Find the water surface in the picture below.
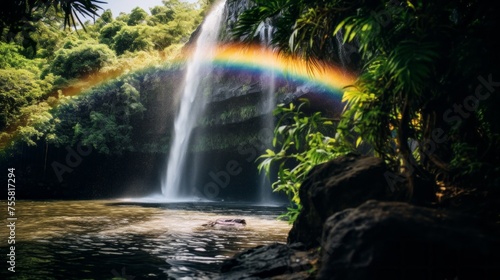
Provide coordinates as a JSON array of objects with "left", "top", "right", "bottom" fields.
[{"left": 0, "top": 200, "right": 290, "bottom": 279}]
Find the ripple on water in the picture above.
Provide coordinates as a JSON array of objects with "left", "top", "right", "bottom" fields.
[{"left": 0, "top": 200, "right": 290, "bottom": 279}]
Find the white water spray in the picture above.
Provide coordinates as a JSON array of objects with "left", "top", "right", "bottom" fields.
[
  {"left": 257, "top": 19, "right": 277, "bottom": 204},
  {"left": 162, "top": 1, "right": 226, "bottom": 200}
]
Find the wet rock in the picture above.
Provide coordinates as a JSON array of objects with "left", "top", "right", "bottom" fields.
[
  {"left": 203, "top": 218, "right": 246, "bottom": 228},
  {"left": 220, "top": 243, "right": 317, "bottom": 280},
  {"left": 220, "top": 0, "right": 254, "bottom": 42},
  {"left": 288, "top": 154, "right": 391, "bottom": 248},
  {"left": 318, "top": 200, "right": 500, "bottom": 280}
]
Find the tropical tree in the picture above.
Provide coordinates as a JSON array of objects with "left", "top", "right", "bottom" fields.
[
  {"left": 0, "top": 42, "right": 35, "bottom": 70},
  {"left": 127, "top": 7, "right": 148, "bottom": 26},
  {"left": 1, "top": 0, "right": 105, "bottom": 55},
  {"left": 1, "top": 0, "right": 105, "bottom": 34},
  {"left": 47, "top": 40, "right": 116, "bottom": 79},
  {"left": 53, "top": 79, "right": 145, "bottom": 154},
  {"left": 112, "top": 25, "right": 154, "bottom": 55},
  {"left": 99, "top": 21, "right": 126, "bottom": 46},
  {"left": 97, "top": 9, "right": 113, "bottom": 26},
  {"left": 150, "top": 6, "right": 175, "bottom": 25},
  {"left": 0, "top": 69, "right": 53, "bottom": 131},
  {"left": 15, "top": 102, "right": 58, "bottom": 146}
]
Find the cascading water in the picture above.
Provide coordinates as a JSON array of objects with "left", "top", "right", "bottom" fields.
[
  {"left": 335, "top": 29, "right": 358, "bottom": 71},
  {"left": 162, "top": 1, "right": 226, "bottom": 200},
  {"left": 257, "top": 19, "right": 277, "bottom": 204}
]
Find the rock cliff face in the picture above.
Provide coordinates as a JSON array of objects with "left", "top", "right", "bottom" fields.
[{"left": 219, "top": 0, "right": 253, "bottom": 42}]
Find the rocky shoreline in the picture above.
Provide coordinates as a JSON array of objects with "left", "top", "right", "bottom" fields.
[{"left": 220, "top": 155, "right": 500, "bottom": 279}]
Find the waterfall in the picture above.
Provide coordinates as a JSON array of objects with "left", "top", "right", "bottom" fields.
[
  {"left": 257, "top": 19, "right": 277, "bottom": 204},
  {"left": 162, "top": 1, "right": 226, "bottom": 201},
  {"left": 335, "top": 29, "right": 358, "bottom": 71}
]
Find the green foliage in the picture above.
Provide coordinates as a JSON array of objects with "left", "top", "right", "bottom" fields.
[
  {"left": 0, "top": 69, "right": 53, "bottom": 130},
  {"left": 258, "top": 100, "right": 351, "bottom": 222},
  {"left": 99, "top": 21, "right": 126, "bottom": 46},
  {"left": 48, "top": 41, "right": 116, "bottom": 79},
  {"left": 0, "top": 42, "right": 40, "bottom": 72},
  {"left": 53, "top": 79, "right": 146, "bottom": 154},
  {"left": 156, "top": 0, "right": 204, "bottom": 43},
  {"left": 233, "top": 0, "right": 340, "bottom": 63},
  {"left": 112, "top": 25, "right": 154, "bottom": 55},
  {"left": 333, "top": 1, "right": 500, "bottom": 192},
  {"left": 29, "top": 18, "right": 67, "bottom": 59},
  {"left": 99, "top": 9, "right": 113, "bottom": 25},
  {"left": 16, "top": 102, "right": 58, "bottom": 146},
  {"left": 75, "top": 112, "right": 133, "bottom": 154},
  {"left": 1, "top": 0, "right": 104, "bottom": 56},
  {"left": 0, "top": 0, "right": 202, "bottom": 152},
  {"left": 149, "top": 25, "right": 178, "bottom": 50},
  {"left": 238, "top": 0, "right": 500, "bottom": 197},
  {"left": 150, "top": 6, "right": 175, "bottom": 24},
  {"left": 127, "top": 7, "right": 149, "bottom": 26}
]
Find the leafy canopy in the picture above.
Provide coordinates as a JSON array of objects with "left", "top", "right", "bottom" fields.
[{"left": 239, "top": 0, "right": 500, "bottom": 200}]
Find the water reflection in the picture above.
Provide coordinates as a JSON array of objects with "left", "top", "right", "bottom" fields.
[{"left": 0, "top": 200, "right": 290, "bottom": 279}]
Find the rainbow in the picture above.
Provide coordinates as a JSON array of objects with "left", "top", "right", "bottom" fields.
[
  {"left": 211, "top": 44, "right": 355, "bottom": 95},
  {"left": 0, "top": 43, "right": 355, "bottom": 149}
]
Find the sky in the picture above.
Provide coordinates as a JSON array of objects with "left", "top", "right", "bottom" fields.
[
  {"left": 80, "top": 0, "right": 200, "bottom": 29},
  {"left": 97, "top": 0, "right": 166, "bottom": 16},
  {"left": 89, "top": 0, "right": 198, "bottom": 18}
]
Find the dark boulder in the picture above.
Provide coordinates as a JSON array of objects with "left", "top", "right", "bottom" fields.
[
  {"left": 220, "top": 243, "right": 317, "bottom": 280},
  {"left": 318, "top": 200, "right": 500, "bottom": 280},
  {"left": 288, "top": 154, "right": 392, "bottom": 248}
]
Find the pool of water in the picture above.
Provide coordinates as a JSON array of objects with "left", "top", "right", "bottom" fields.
[{"left": 0, "top": 200, "right": 291, "bottom": 279}]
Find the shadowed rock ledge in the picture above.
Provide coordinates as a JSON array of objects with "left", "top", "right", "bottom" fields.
[
  {"left": 220, "top": 243, "right": 318, "bottom": 280},
  {"left": 220, "top": 155, "right": 500, "bottom": 280},
  {"left": 317, "top": 200, "right": 500, "bottom": 280},
  {"left": 288, "top": 154, "right": 392, "bottom": 249}
]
